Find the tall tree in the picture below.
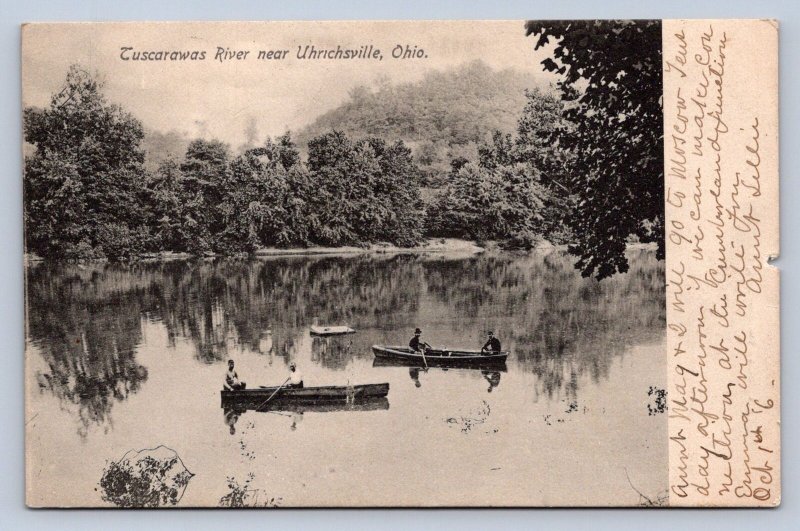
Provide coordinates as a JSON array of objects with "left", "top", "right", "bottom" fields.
[
  {"left": 514, "top": 89, "right": 575, "bottom": 245},
  {"left": 306, "top": 131, "right": 380, "bottom": 246},
  {"left": 144, "top": 159, "right": 193, "bottom": 252},
  {"left": 305, "top": 131, "right": 424, "bottom": 247},
  {"left": 364, "top": 138, "right": 423, "bottom": 247},
  {"left": 217, "top": 133, "right": 310, "bottom": 251},
  {"left": 429, "top": 132, "right": 547, "bottom": 247},
  {"left": 24, "top": 65, "right": 149, "bottom": 259},
  {"left": 179, "top": 138, "right": 231, "bottom": 253},
  {"left": 525, "top": 20, "right": 664, "bottom": 279}
]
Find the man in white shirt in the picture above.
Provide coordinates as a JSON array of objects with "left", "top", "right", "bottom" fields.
[
  {"left": 223, "top": 359, "right": 246, "bottom": 390},
  {"left": 288, "top": 362, "right": 304, "bottom": 388}
]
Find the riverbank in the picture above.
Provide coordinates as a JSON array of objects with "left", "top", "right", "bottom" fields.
[
  {"left": 24, "top": 240, "right": 661, "bottom": 264},
  {"left": 254, "top": 238, "right": 485, "bottom": 257},
  {"left": 23, "top": 239, "right": 487, "bottom": 264}
]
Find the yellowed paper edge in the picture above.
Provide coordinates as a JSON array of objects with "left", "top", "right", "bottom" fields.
[{"left": 664, "top": 18, "right": 780, "bottom": 507}]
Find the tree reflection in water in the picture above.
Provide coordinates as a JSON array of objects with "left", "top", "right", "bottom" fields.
[
  {"left": 26, "top": 248, "right": 664, "bottom": 435},
  {"left": 422, "top": 248, "right": 664, "bottom": 401},
  {"left": 310, "top": 336, "right": 354, "bottom": 370},
  {"left": 27, "top": 263, "right": 150, "bottom": 438}
]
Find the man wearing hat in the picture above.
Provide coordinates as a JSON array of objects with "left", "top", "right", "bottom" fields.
[
  {"left": 287, "top": 361, "right": 304, "bottom": 388},
  {"left": 481, "top": 331, "right": 502, "bottom": 353},
  {"left": 409, "top": 328, "right": 431, "bottom": 353}
]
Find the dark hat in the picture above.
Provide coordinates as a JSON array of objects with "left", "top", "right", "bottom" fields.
[
  {"left": 487, "top": 331, "right": 494, "bottom": 335},
  {"left": 414, "top": 328, "right": 422, "bottom": 334}
]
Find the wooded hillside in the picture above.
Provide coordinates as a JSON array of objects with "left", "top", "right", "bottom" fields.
[{"left": 296, "top": 61, "right": 541, "bottom": 185}]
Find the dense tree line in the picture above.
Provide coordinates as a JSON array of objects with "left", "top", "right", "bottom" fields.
[
  {"left": 26, "top": 17, "right": 665, "bottom": 281},
  {"left": 425, "top": 89, "right": 573, "bottom": 248},
  {"left": 23, "top": 67, "right": 424, "bottom": 260}
]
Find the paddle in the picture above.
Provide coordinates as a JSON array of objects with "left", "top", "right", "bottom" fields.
[
  {"left": 254, "top": 377, "right": 291, "bottom": 411},
  {"left": 420, "top": 343, "right": 430, "bottom": 369}
]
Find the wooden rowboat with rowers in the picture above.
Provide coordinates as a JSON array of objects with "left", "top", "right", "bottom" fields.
[
  {"left": 371, "top": 345, "right": 508, "bottom": 368},
  {"left": 220, "top": 382, "right": 389, "bottom": 411}
]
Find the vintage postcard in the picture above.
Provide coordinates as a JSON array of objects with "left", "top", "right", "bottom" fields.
[{"left": 22, "top": 20, "right": 779, "bottom": 507}]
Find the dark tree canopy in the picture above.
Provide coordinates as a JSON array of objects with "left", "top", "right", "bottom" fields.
[
  {"left": 25, "top": 47, "right": 666, "bottom": 272},
  {"left": 525, "top": 20, "right": 665, "bottom": 279},
  {"left": 427, "top": 129, "right": 547, "bottom": 247},
  {"left": 23, "top": 67, "right": 429, "bottom": 260},
  {"left": 306, "top": 131, "right": 423, "bottom": 247},
  {"left": 24, "top": 65, "right": 148, "bottom": 260},
  {"left": 426, "top": 89, "right": 570, "bottom": 249}
]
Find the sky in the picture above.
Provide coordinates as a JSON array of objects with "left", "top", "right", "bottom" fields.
[{"left": 22, "top": 21, "right": 556, "bottom": 146}]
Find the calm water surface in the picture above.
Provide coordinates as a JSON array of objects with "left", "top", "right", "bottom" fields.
[{"left": 25, "top": 248, "right": 667, "bottom": 506}]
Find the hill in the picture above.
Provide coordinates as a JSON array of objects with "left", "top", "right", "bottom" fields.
[{"left": 296, "top": 60, "right": 544, "bottom": 185}]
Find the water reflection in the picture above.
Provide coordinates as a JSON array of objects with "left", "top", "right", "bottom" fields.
[
  {"left": 26, "top": 248, "right": 664, "bottom": 434},
  {"left": 409, "top": 367, "right": 423, "bottom": 388},
  {"left": 26, "top": 263, "right": 151, "bottom": 437},
  {"left": 482, "top": 371, "right": 501, "bottom": 393},
  {"left": 223, "top": 408, "right": 241, "bottom": 435},
  {"left": 222, "top": 398, "right": 390, "bottom": 434},
  {"left": 372, "top": 355, "right": 508, "bottom": 372},
  {"left": 310, "top": 336, "right": 355, "bottom": 370}
]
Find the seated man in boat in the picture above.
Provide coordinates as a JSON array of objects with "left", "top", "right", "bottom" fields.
[
  {"left": 409, "top": 328, "right": 431, "bottom": 353},
  {"left": 481, "top": 331, "right": 502, "bottom": 353},
  {"left": 287, "top": 362, "right": 304, "bottom": 388},
  {"left": 223, "top": 359, "right": 246, "bottom": 390}
]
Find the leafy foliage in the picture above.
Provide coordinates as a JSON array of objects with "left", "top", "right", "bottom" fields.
[
  {"left": 24, "top": 68, "right": 427, "bottom": 258},
  {"left": 427, "top": 131, "right": 547, "bottom": 248},
  {"left": 219, "top": 473, "right": 281, "bottom": 508},
  {"left": 25, "top": 36, "right": 665, "bottom": 280},
  {"left": 99, "top": 447, "right": 194, "bottom": 507},
  {"left": 525, "top": 20, "right": 665, "bottom": 278},
  {"left": 24, "top": 65, "right": 150, "bottom": 259},
  {"left": 218, "top": 134, "right": 312, "bottom": 250},
  {"left": 427, "top": 87, "right": 570, "bottom": 249},
  {"left": 305, "top": 131, "right": 423, "bottom": 246}
]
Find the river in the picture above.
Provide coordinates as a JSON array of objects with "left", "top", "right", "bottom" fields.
[{"left": 25, "top": 246, "right": 667, "bottom": 507}]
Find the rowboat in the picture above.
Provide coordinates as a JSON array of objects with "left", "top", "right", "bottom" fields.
[
  {"left": 371, "top": 345, "right": 508, "bottom": 367},
  {"left": 220, "top": 383, "right": 389, "bottom": 410},
  {"left": 310, "top": 325, "right": 356, "bottom": 336}
]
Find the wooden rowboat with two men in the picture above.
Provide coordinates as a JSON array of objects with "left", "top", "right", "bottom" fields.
[
  {"left": 220, "top": 382, "right": 390, "bottom": 412},
  {"left": 371, "top": 345, "right": 508, "bottom": 368}
]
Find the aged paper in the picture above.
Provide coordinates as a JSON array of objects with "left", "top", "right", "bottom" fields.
[
  {"left": 663, "top": 19, "right": 780, "bottom": 506},
  {"left": 22, "top": 19, "right": 778, "bottom": 508}
]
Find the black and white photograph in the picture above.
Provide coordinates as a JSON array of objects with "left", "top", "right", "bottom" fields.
[{"left": 21, "top": 19, "right": 778, "bottom": 508}]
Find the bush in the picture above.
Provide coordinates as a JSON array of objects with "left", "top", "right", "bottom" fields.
[{"left": 95, "top": 223, "right": 147, "bottom": 261}]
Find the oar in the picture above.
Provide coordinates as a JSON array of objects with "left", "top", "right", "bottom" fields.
[
  {"left": 264, "top": 410, "right": 292, "bottom": 418},
  {"left": 420, "top": 344, "right": 429, "bottom": 369},
  {"left": 254, "top": 377, "right": 291, "bottom": 411}
]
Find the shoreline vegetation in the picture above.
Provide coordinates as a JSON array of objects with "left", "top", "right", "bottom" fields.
[
  {"left": 24, "top": 22, "right": 665, "bottom": 280},
  {"left": 24, "top": 239, "right": 659, "bottom": 265},
  {"left": 24, "top": 237, "right": 485, "bottom": 263}
]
